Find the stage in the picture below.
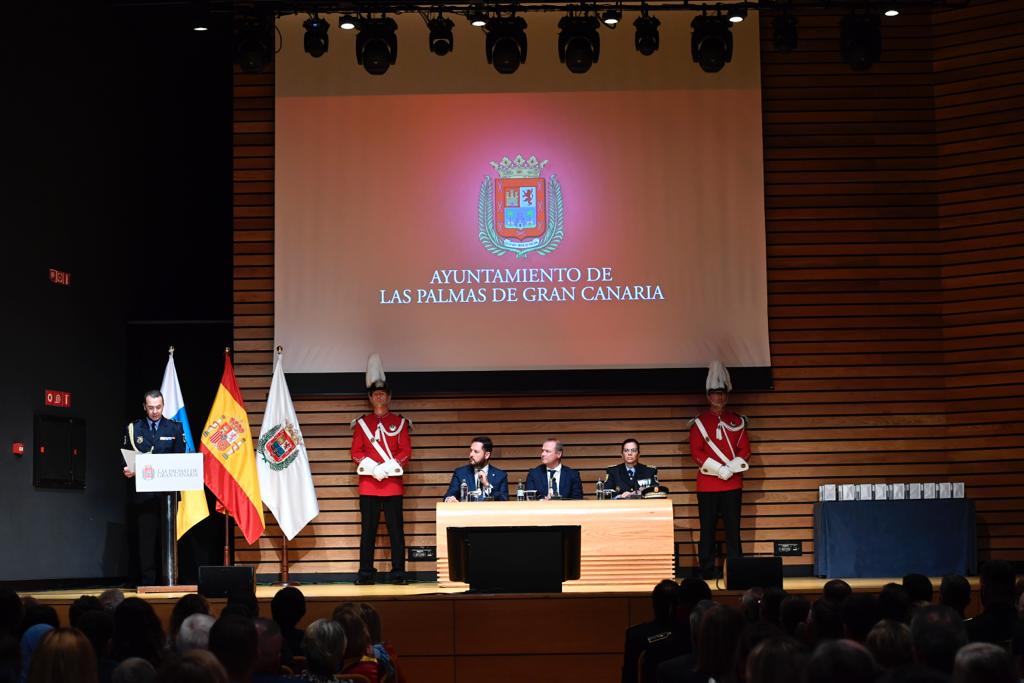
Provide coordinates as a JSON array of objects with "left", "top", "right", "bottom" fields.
[{"left": 24, "top": 577, "right": 981, "bottom": 683}]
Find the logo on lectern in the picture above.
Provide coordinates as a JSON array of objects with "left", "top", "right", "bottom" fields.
[{"left": 142, "top": 465, "right": 155, "bottom": 481}]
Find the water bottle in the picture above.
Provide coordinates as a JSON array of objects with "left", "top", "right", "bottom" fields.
[
  {"left": 516, "top": 479, "right": 525, "bottom": 501},
  {"left": 596, "top": 477, "right": 605, "bottom": 500},
  {"left": 460, "top": 481, "right": 468, "bottom": 502}
]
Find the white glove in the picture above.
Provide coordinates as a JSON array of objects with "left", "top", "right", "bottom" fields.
[
  {"left": 700, "top": 459, "right": 723, "bottom": 477},
  {"left": 718, "top": 467, "right": 734, "bottom": 481},
  {"left": 727, "top": 457, "right": 749, "bottom": 474},
  {"left": 372, "top": 462, "right": 389, "bottom": 481}
]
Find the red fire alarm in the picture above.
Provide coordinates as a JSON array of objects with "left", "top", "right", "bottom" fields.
[{"left": 12, "top": 443, "right": 24, "bottom": 455}]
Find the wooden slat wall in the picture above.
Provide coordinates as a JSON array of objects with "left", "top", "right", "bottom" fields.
[{"left": 231, "top": 4, "right": 1024, "bottom": 577}]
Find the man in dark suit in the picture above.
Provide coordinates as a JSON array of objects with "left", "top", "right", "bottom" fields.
[
  {"left": 122, "top": 389, "right": 186, "bottom": 585},
  {"left": 525, "top": 439, "right": 584, "bottom": 499},
  {"left": 443, "top": 436, "right": 509, "bottom": 501},
  {"left": 605, "top": 438, "right": 659, "bottom": 499}
]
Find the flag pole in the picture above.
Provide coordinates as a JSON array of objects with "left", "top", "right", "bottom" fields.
[{"left": 276, "top": 531, "right": 298, "bottom": 586}]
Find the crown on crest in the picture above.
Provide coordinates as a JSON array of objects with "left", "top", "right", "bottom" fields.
[{"left": 489, "top": 155, "right": 549, "bottom": 179}]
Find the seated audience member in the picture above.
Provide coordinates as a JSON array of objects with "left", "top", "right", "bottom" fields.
[
  {"left": 270, "top": 588, "right": 305, "bottom": 669},
  {"left": 76, "top": 608, "right": 116, "bottom": 683},
  {"left": 779, "top": 596, "right": 810, "bottom": 639},
  {"left": 741, "top": 588, "right": 764, "bottom": 623},
  {"left": 745, "top": 637, "right": 807, "bottom": 683},
  {"left": 26, "top": 627, "right": 98, "bottom": 683},
  {"left": 939, "top": 575, "right": 972, "bottom": 619},
  {"left": 332, "top": 607, "right": 379, "bottom": 683},
  {"left": 98, "top": 591, "right": 125, "bottom": 614},
  {"left": 69, "top": 596, "right": 104, "bottom": 630},
  {"left": 803, "top": 639, "right": 878, "bottom": 683},
  {"left": 878, "top": 583, "right": 913, "bottom": 624},
  {"left": 952, "top": 641, "right": 1016, "bottom": 683},
  {"left": 20, "top": 624, "right": 53, "bottom": 681},
  {"left": 358, "top": 604, "right": 403, "bottom": 683},
  {"left": 19, "top": 603, "right": 58, "bottom": 636},
  {"left": 732, "top": 622, "right": 783, "bottom": 683},
  {"left": 208, "top": 616, "right": 258, "bottom": 683},
  {"left": 842, "top": 594, "right": 880, "bottom": 643},
  {"left": 685, "top": 604, "right": 745, "bottom": 683},
  {"left": 759, "top": 587, "right": 787, "bottom": 628},
  {"left": 605, "top": 439, "right": 658, "bottom": 499},
  {"left": 253, "top": 618, "right": 285, "bottom": 681},
  {"left": 823, "top": 579, "right": 853, "bottom": 605},
  {"left": 442, "top": 437, "right": 508, "bottom": 502},
  {"left": 111, "top": 657, "right": 155, "bottom": 683},
  {"left": 965, "top": 560, "right": 1016, "bottom": 646},
  {"left": 902, "top": 574, "right": 934, "bottom": 606},
  {"left": 865, "top": 620, "right": 914, "bottom": 671},
  {"left": 622, "top": 580, "right": 678, "bottom": 683},
  {"left": 175, "top": 614, "right": 215, "bottom": 654},
  {"left": 222, "top": 588, "right": 259, "bottom": 621},
  {"left": 297, "top": 618, "right": 347, "bottom": 683},
  {"left": 645, "top": 581, "right": 714, "bottom": 683},
  {"left": 156, "top": 650, "right": 228, "bottom": 683},
  {"left": 111, "top": 599, "right": 166, "bottom": 667},
  {"left": 910, "top": 604, "right": 967, "bottom": 675},
  {"left": 0, "top": 591, "right": 23, "bottom": 640},
  {"left": 804, "top": 599, "right": 844, "bottom": 646},
  {"left": 0, "top": 635, "right": 18, "bottom": 683},
  {"left": 168, "top": 595, "right": 210, "bottom": 648}
]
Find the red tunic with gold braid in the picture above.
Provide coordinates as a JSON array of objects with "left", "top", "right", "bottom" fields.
[
  {"left": 351, "top": 412, "right": 412, "bottom": 497},
  {"left": 689, "top": 409, "right": 750, "bottom": 493}
]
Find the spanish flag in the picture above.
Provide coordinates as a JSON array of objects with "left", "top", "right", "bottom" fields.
[{"left": 200, "top": 352, "right": 265, "bottom": 544}]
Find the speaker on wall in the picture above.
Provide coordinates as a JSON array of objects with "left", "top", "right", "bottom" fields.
[
  {"left": 198, "top": 565, "right": 255, "bottom": 598},
  {"left": 725, "top": 557, "right": 783, "bottom": 590}
]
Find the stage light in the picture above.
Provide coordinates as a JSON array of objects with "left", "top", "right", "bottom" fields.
[
  {"left": 840, "top": 13, "right": 881, "bottom": 71},
  {"left": 691, "top": 14, "right": 733, "bottom": 73},
  {"left": 468, "top": 9, "right": 488, "bottom": 27},
  {"left": 602, "top": 9, "right": 622, "bottom": 27},
  {"left": 485, "top": 16, "right": 528, "bottom": 74},
  {"left": 356, "top": 17, "right": 399, "bottom": 75},
  {"left": 428, "top": 15, "right": 455, "bottom": 55},
  {"left": 884, "top": 8, "right": 900, "bottom": 16},
  {"left": 773, "top": 12, "right": 798, "bottom": 52},
  {"left": 339, "top": 15, "right": 357, "bottom": 30},
  {"left": 728, "top": 6, "right": 747, "bottom": 23},
  {"left": 558, "top": 15, "right": 600, "bottom": 74},
  {"left": 191, "top": 0, "right": 209, "bottom": 31},
  {"left": 303, "top": 15, "right": 330, "bottom": 58},
  {"left": 633, "top": 14, "right": 660, "bottom": 56},
  {"left": 235, "top": 15, "right": 272, "bottom": 73}
]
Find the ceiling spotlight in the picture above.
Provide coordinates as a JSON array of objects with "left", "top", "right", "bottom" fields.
[
  {"left": 602, "top": 9, "right": 622, "bottom": 27},
  {"left": 235, "top": 15, "right": 272, "bottom": 73},
  {"left": 884, "top": 9, "right": 900, "bottom": 16},
  {"left": 469, "top": 9, "right": 488, "bottom": 27},
  {"left": 633, "top": 14, "right": 660, "bottom": 56},
  {"left": 558, "top": 15, "right": 600, "bottom": 74},
  {"left": 691, "top": 14, "right": 733, "bottom": 73},
  {"left": 356, "top": 17, "right": 399, "bottom": 75},
  {"left": 339, "top": 15, "right": 357, "bottom": 31},
  {"left": 191, "top": 0, "right": 209, "bottom": 31},
  {"left": 485, "top": 16, "right": 528, "bottom": 74},
  {"left": 728, "top": 6, "right": 747, "bottom": 23},
  {"left": 303, "top": 15, "right": 330, "bottom": 58},
  {"left": 428, "top": 15, "right": 455, "bottom": 55},
  {"left": 840, "top": 13, "right": 881, "bottom": 71},
  {"left": 773, "top": 13, "right": 798, "bottom": 52}
]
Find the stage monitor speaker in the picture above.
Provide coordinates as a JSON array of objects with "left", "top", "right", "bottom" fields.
[
  {"left": 198, "top": 566, "right": 254, "bottom": 598},
  {"left": 725, "top": 557, "right": 783, "bottom": 590}
]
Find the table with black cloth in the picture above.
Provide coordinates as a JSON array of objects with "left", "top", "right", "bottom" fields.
[{"left": 814, "top": 499, "right": 977, "bottom": 578}]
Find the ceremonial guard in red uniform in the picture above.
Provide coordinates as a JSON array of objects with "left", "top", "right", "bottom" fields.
[
  {"left": 689, "top": 361, "right": 751, "bottom": 578},
  {"left": 351, "top": 354, "right": 411, "bottom": 585}
]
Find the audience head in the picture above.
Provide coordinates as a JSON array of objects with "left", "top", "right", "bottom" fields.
[
  {"left": 939, "top": 575, "right": 972, "bottom": 617},
  {"left": 952, "top": 641, "right": 1016, "bottom": 683},
  {"left": 804, "top": 639, "right": 878, "bottom": 683},
  {"left": 168, "top": 595, "right": 209, "bottom": 645},
  {"left": 20, "top": 624, "right": 53, "bottom": 680},
  {"left": 253, "top": 618, "right": 282, "bottom": 674},
  {"left": 878, "top": 583, "right": 912, "bottom": 623},
  {"left": 780, "top": 596, "right": 811, "bottom": 639},
  {"left": 695, "top": 604, "right": 745, "bottom": 679},
  {"left": 741, "top": 588, "right": 765, "bottom": 623},
  {"left": 302, "top": 618, "right": 346, "bottom": 677},
  {"left": 76, "top": 609, "right": 114, "bottom": 661},
  {"left": 678, "top": 578, "right": 713, "bottom": 610},
  {"left": 760, "top": 587, "right": 787, "bottom": 627},
  {"left": 0, "top": 634, "right": 19, "bottom": 683},
  {"left": 155, "top": 650, "right": 227, "bottom": 683},
  {"left": 175, "top": 614, "right": 215, "bottom": 654},
  {"left": 270, "top": 587, "right": 305, "bottom": 631},
  {"left": 865, "top": 619, "right": 913, "bottom": 670},
  {"left": 331, "top": 605, "right": 371, "bottom": 664},
  {"left": 902, "top": 574, "right": 934, "bottom": 605},
  {"left": 208, "top": 616, "right": 257, "bottom": 682},
  {"left": 910, "top": 604, "right": 967, "bottom": 674},
  {"left": 0, "top": 592, "right": 22, "bottom": 640},
  {"left": 111, "top": 598, "right": 165, "bottom": 666},
  {"left": 111, "top": 657, "right": 156, "bottom": 683},
  {"left": 19, "top": 604, "right": 58, "bottom": 636},
  {"left": 68, "top": 596, "right": 104, "bottom": 630},
  {"left": 26, "top": 627, "right": 97, "bottom": 683},
  {"left": 98, "top": 590, "right": 125, "bottom": 613},
  {"left": 689, "top": 600, "right": 718, "bottom": 649},
  {"left": 746, "top": 636, "right": 807, "bottom": 683},
  {"left": 733, "top": 622, "right": 783, "bottom": 683},
  {"left": 823, "top": 579, "right": 853, "bottom": 604},
  {"left": 357, "top": 604, "right": 383, "bottom": 644},
  {"left": 842, "top": 593, "right": 880, "bottom": 643},
  {"left": 650, "top": 579, "right": 679, "bottom": 626},
  {"left": 979, "top": 560, "right": 1015, "bottom": 607},
  {"left": 807, "top": 599, "right": 844, "bottom": 644},
  {"left": 224, "top": 588, "right": 259, "bottom": 620}
]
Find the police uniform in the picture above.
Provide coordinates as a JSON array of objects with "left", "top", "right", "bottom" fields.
[
  {"left": 689, "top": 408, "right": 750, "bottom": 576},
  {"left": 351, "top": 411, "right": 411, "bottom": 583},
  {"left": 605, "top": 462, "right": 659, "bottom": 497},
  {"left": 123, "top": 417, "right": 186, "bottom": 585}
]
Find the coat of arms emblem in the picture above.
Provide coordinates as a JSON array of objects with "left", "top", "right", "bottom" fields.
[
  {"left": 257, "top": 422, "right": 303, "bottom": 472},
  {"left": 479, "top": 155, "right": 564, "bottom": 258}
]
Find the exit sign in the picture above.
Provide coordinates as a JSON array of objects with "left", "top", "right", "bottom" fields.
[
  {"left": 44, "top": 390, "right": 72, "bottom": 408},
  {"left": 49, "top": 269, "right": 71, "bottom": 286}
]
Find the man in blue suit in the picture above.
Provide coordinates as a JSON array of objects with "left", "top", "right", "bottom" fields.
[
  {"left": 443, "top": 436, "right": 509, "bottom": 501},
  {"left": 525, "top": 439, "right": 584, "bottom": 500},
  {"left": 605, "top": 438, "right": 659, "bottom": 499},
  {"left": 122, "top": 389, "right": 186, "bottom": 585}
]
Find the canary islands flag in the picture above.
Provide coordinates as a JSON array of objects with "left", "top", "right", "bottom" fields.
[
  {"left": 160, "top": 348, "right": 209, "bottom": 539},
  {"left": 200, "top": 353, "right": 265, "bottom": 544}
]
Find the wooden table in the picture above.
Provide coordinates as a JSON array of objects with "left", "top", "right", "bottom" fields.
[{"left": 435, "top": 498, "right": 675, "bottom": 591}]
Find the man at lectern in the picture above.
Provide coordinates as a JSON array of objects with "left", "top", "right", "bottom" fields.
[
  {"left": 122, "top": 389, "right": 186, "bottom": 585},
  {"left": 689, "top": 361, "right": 751, "bottom": 578},
  {"left": 525, "top": 439, "right": 584, "bottom": 500},
  {"left": 443, "top": 436, "right": 509, "bottom": 502},
  {"left": 351, "top": 354, "right": 411, "bottom": 585},
  {"left": 605, "top": 438, "right": 659, "bottom": 499}
]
